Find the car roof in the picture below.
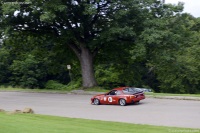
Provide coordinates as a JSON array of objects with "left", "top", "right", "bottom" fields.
[{"left": 112, "top": 87, "right": 128, "bottom": 91}]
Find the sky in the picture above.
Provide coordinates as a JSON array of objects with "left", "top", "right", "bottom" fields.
[{"left": 166, "top": 0, "right": 200, "bottom": 17}]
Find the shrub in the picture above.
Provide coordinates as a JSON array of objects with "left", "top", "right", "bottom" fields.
[
  {"left": 0, "top": 48, "right": 11, "bottom": 84},
  {"left": 45, "top": 80, "right": 68, "bottom": 90},
  {"left": 9, "top": 54, "right": 47, "bottom": 88},
  {"left": 66, "top": 78, "right": 82, "bottom": 90}
]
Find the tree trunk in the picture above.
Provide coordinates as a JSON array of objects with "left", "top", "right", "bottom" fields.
[
  {"left": 68, "top": 43, "right": 98, "bottom": 88},
  {"left": 79, "top": 47, "right": 97, "bottom": 88}
]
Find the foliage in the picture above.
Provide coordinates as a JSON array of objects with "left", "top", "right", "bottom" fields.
[
  {"left": 95, "top": 61, "right": 148, "bottom": 89},
  {"left": 0, "top": 1, "right": 200, "bottom": 93},
  {"left": 0, "top": 31, "right": 73, "bottom": 88},
  {"left": 139, "top": 13, "right": 200, "bottom": 93},
  {"left": 65, "top": 78, "right": 82, "bottom": 90},
  {"left": 45, "top": 79, "right": 82, "bottom": 91},
  {"left": 9, "top": 54, "right": 47, "bottom": 88},
  {"left": 45, "top": 80, "right": 69, "bottom": 90},
  {"left": 0, "top": 48, "right": 11, "bottom": 84},
  {"left": 95, "top": 65, "right": 122, "bottom": 88}
]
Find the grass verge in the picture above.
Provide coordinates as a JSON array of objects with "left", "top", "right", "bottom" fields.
[
  {"left": 0, "top": 112, "right": 199, "bottom": 133},
  {"left": 145, "top": 92, "right": 200, "bottom": 97},
  {"left": 0, "top": 86, "right": 108, "bottom": 93},
  {"left": 0, "top": 86, "right": 68, "bottom": 93}
]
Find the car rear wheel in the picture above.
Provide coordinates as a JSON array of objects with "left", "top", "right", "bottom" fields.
[
  {"left": 119, "top": 99, "right": 126, "bottom": 106},
  {"left": 93, "top": 98, "right": 100, "bottom": 105}
]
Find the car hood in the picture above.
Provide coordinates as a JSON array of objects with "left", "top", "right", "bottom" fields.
[{"left": 93, "top": 94, "right": 105, "bottom": 98}]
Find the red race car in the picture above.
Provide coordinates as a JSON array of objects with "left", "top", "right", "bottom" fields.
[{"left": 91, "top": 87, "right": 145, "bottom": 106}]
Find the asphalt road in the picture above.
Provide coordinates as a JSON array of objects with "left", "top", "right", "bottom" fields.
[{"left": 0, "top": 92, "right": 200, "bottom": 129}]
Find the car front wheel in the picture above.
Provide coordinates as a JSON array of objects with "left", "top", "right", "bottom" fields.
[
  {"left": 119, "top": 99, "right": 126, "bottom": 106},
  {"left": 93, "top": 98, "right": 100, "bottom": 105}
]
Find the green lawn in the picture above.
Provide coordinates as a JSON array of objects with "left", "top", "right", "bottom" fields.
[{"left": 0, "top": 112, "right": 199, "bottom": 133}]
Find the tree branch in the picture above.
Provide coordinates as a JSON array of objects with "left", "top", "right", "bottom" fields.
[{"left": 68, "top": 43, "right": 81, "bottom": 60}]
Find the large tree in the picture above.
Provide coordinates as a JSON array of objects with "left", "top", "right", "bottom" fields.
[{"left": 0, "top": 0, "right": 181, "bottom": 88}]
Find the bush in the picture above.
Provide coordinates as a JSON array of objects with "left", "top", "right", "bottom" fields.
[
  {"left": 0, "top": 48, "right": 11, "bottom": 84},
  {"left": 9, "top": 54, "right": 47, "bottom": 88},
  {"left": 66, "top": 78, "right": 82, "bottom": 90},
  {"left": 45, "top": 80, "right": 69, "bottom": 90}
]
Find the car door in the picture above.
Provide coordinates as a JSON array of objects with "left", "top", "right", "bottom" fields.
[{"left": 103, "top": 90, "right": 119, "bottom": 104}]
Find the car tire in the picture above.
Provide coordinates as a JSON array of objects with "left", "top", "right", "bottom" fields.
[
  {"left": 119, "top": 99, "right": 126, "bottom": 106},
  {"left": 135, "top": 101, "right": 140, "bottom": 105},
  {"left": 93, "top": 98, "right": 100, "bottom": 105}
]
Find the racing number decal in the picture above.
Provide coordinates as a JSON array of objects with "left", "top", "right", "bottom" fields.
[
  {"left": 108, "top": 97, "right": 112, "bottom": 102},
  {"left": 103, "top": 97, "right": 112, "bottom": 102}
]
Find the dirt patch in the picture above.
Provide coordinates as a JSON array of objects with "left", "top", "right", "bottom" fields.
[
  {"left": 1, "top": 108, "right": 34, "bottom": 114},
  {"left": 0, "top": 109, "right": 5, "bottom": 112}
]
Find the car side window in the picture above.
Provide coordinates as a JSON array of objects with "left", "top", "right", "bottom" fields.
[
  {"left": 116, "top": 91, "right": 122, "bottom": 95},
  {"left": 108, "top": 90, "right": 117, "bottom": 95},
  {"left": 123, "top": 89, "right": 129, "bottom": 94},
  {"left": 123, "top": 88, "right": 133, "bottom": 94},
  {"left": 122, "top": 87, "right": 143, "bottom": 94}
]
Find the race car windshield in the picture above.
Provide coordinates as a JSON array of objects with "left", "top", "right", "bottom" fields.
[{"left": 123, "top": 88, "right": 143, "bottom": 94}]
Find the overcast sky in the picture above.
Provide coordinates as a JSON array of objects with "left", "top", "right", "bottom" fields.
[{"left": 166, "top": 0, "right": 200, "bottom": 17}]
